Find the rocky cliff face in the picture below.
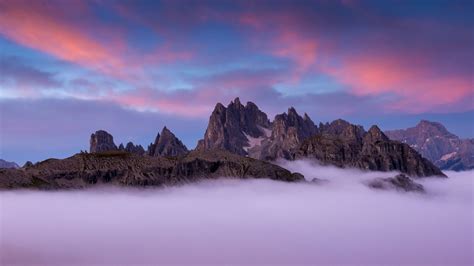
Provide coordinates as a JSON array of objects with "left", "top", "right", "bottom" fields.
[
  {"left": 0, "top": 149, "right": 304, "bottom": 189},
  {"left": 89, "top": 130, "right": 117, "bottom": 153},
  {"left": 0, "top": 159, "right": 19, "bottom": 169},
  {"left": 250, "top": 108, "right": 317, "bottom": 160},
  {"left": 295, "top": 125, "right": 445, "bottom": 177},
  {"left": 385, "top": 120, "right": 474, "bottom": 171},
  {"left": 196, "top": 97, "right": 271, "bottom": 155},
  {"left": 148, "top": 127, "right": 189, "bottom": 157}
]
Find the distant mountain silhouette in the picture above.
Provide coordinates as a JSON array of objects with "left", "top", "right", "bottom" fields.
[
  {"left": 0, "top": 159, "right": 19, "bottom": 169},
  {"left": 385, "top": 120, "right": 474, "bottom": 171}
]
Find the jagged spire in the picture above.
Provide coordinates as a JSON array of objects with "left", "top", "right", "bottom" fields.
[
  {"left": 233, "top": 97, "right": 241, "bottom": 105},
  {"left": 152, "top": 126, "right": 188, "bottom": 157}
]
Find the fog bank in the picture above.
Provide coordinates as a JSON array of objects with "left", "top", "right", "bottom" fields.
[{"left": 1, "top": 161, "right": 473, "bottom": 265}]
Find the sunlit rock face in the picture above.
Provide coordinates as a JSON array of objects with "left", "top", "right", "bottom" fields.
[{"left": 386, "top": 120, "right": 474, "bottom": 171}]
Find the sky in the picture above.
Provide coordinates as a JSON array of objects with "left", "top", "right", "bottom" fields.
[{"left": 0, "top": 0, "right": 473, "bottom": 164}]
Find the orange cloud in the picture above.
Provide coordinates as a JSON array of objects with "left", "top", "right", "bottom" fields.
[
  {"left": 0, "top": 0, "right": 192, "bottom": 81},
  {"left": 0, "top": 0, "right": 126, "bottom": 77}
]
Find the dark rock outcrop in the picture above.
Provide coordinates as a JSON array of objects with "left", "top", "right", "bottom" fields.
[
  {"left": 0, "top": 159, "right": 19, "bottom": 169},
  {"left": 295, "top": 125, "right": 446, "bottom": 177},
  {"left": 385, "top": 120, "right": 474, "bottom": 171},
  {"left": 366, "top": 174, "right": 425, "bottom": 193},
  {"left": 0, "top": 149, "right": 304, "bottom": 189},
  {"left": 196, "top": 98, "right": 271, "bottom": 156},
  {"left": 148, "top": 127, "right": 188, "bottom": 157},
  {"left": 147, "top": 132, "right": 161, "bottom": 156},
  {"left": 90, "top": 130, "right": 117, "bottom": 153},
  {"left": 23, "top": 161, "right": 34, "bottom": 168},
  {"left": 119, "top": 142, "right": 145, "bottom": 155}
]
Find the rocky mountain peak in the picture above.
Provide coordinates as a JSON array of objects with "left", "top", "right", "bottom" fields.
[
  {"left": 321, "top": 119, "right": 351, "bottom": 135},
  {"left": 90, "top": 130, "right": 117, "bottom": 153},
  {"left": 214, "top": 102, "right": 226, "bottom": 113},
  {"left": 121, "top": 142, "right": 145, "bottom": 155},
  {"left": 150, "top": 126, "right": 189, "bottom": 157},
  {"left": 0, "top": 159, "right": 19, "bottom": 169},
  {"left": 365, "top": 125, "right": 389, "bottom": 142},
  {"left": 251, "top": 107, "right": 318, "bottom": 160},
  {"left": 320, "top": 119, "right": 365, "bottom": 141},
  {"left": 245, "top": 101, "right": 259, "bottom": 110},
  {"left": 386, "top": 120, "right": 473, "bottom": 171},
  {"left": 161, "top": 126, "right": 173, "bottom": 137},
  {"left": 232, "top": 97, "right": 242, "bottom": 107},
  {"left": 288, "top": 107, "right": 298, "bottom": 116},
  {"left": 416, "top": 120, "right": 454, "bottom": 137},
  {"left": 196, "top": 98, "right": 271, "bottom": 155}
]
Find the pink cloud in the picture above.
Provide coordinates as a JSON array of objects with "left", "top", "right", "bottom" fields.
[
  {"left": 323, "top": 54, "right": 473, "bottom": 112},
  {"left": 0, "top": 0, "right": 192, "bottom": 81},
  {"left": 0, "top": 0, "right": 127, "bottom": 77},
  {"left": 230, "top": 5, "right": 473, "bottom": 113}
]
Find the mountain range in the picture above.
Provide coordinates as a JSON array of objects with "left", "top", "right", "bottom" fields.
[
  {"left": 385, "top": 120, "right": 473, "bottom": 171},
  {"left": 3, "top": 98, "right": 466, "bottom": 190}
]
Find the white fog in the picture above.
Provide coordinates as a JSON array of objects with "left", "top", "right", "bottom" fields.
[{"left": 1, "top": 161, "right": 472, "bottom": 265}]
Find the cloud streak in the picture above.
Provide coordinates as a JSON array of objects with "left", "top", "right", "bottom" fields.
[{"left": 0, "top": 0, "right": 474, "bottom": 116}]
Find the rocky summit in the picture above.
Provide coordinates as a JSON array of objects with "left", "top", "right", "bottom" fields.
[
  {"left": 196, "top": 97, "right": 271, "bottom": 156},
  {"left": 148, "top": 127, "right": 189, "bottom": 157},
  {"left": 385, "top": 120, "right": 474, "bottom": 171},
  {"left": 90, "top": 130, "right": 117, "bottom": 153},
  {"left": 119, "top": 142, "right": 146, "bottom": 155},
  {"left": 0, "top": 149, "right": 304, "bottom": 189},
  {"left": 250, "top": 107, "right": 318, "bottom": 160}
]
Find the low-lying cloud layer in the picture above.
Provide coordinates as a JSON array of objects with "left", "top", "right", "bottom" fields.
[{"left": 1, "top": 161, "right": 472, "bottom": 265}]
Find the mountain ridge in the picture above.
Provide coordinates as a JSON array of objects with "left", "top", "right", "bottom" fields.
[
  {"left": 385, "top": 120, "right": 474, "bottom": 171},
  {"left": 197, "top": 98, "right": 445, "bottom": 177},
  {"left": 0, "top": 98, "right": 448, "bottom": 190}
]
